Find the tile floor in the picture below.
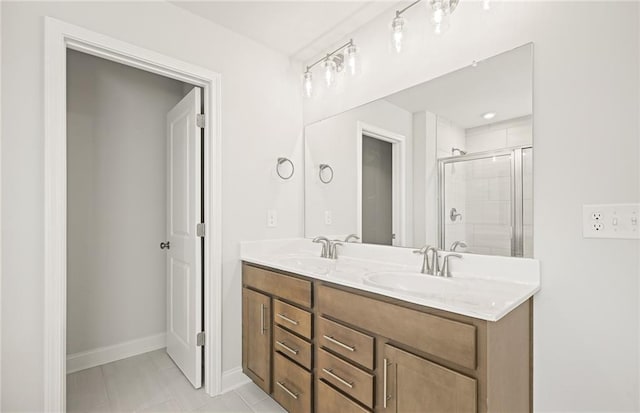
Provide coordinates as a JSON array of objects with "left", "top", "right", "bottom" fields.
[{"left": 67, "top": 349, "right": 285, "bottom": 413}]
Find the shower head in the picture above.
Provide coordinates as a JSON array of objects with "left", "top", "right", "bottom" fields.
[{"left": 451, "top": 147, "right": 467, "bottom": 156}]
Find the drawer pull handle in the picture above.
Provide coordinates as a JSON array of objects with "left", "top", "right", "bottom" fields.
[
  {"left": 323, "top": 335, "right": 355, "bottom": 352},
  {"left": 260, "top": 304, "right": 266, "bottom": 335},
  {"left": 276, "top": 381, "right": 299, "bottom": 400},
  {"left": 276, "top": 313, "right": 299, "bottom": 326},
  {"left": 322, "top": 368, "right": 354, "bottom": 389},
  {"left": 276, "top": 340, "right": 299, "bottom": 355},
  {"left": 383, "top": 358, "right": 390, "bottom": 409}
]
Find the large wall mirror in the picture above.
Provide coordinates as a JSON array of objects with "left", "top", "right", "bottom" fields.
[{"left": 304, "top": 43, "right": 533, "bottom": 258}]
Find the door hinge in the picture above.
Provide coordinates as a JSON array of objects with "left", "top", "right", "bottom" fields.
[
  {"left": 196, "top": 223, "right": 205, "bottom": 237},
  {"left": 197, "top": 331, "right": 205, "bottom": 347},
  {"left": 196, "top": 114, "right": 205, "bottom": 128}
]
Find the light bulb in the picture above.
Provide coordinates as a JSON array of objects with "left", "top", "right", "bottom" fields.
[
  {"left": 483, "top": 0, "right": 491, "bottom": 10},
  {"left": 430, "top": 0, "right": 452, "bottom": 35},
  {"left": 391, "top": 15, "right": 405, "bottom": 54},
  {"left": 323, "top": 58, "right": 337, "bottom": 88},
  {"left": 345, "top": 43, "right": 359, "bottom": 76},
  {"left": 302, "top": 70, "right": 313, "bottom": 98}
]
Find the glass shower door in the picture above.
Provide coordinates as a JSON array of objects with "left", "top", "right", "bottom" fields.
[{"left": 440, "top": 153, "right": 514, "bottom": 256}]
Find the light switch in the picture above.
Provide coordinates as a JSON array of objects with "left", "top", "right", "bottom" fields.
[{"left": 583, "top": 204, "right": 640, "bottom": 239}]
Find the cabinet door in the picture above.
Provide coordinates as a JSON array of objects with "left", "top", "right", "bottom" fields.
[
  {"left": 382, "top": 344, "right": 476, "bottom": 413},
  {"left": 242, "top": 288, "right": 271, "bottom": 393}
]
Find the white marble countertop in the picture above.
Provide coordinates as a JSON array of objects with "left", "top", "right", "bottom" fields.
[{"left": 240, "top": 239, "right": 541, "bottom": 322}]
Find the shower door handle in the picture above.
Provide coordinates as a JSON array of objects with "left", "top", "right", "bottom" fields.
[{"left": 160, "top": 241, "right": 171, "bottom": 250}]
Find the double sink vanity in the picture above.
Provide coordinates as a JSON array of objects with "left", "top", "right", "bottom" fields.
[{"left": 240, "top": 239, "right": 540, "bottom": 413}]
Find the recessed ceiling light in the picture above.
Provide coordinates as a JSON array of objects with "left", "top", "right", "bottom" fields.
[{"left": 482, "top": 112, "right": 496, "bottom": 120}]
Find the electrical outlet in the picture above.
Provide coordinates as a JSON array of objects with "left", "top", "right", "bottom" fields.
[
  {"left": 583, "top": 204, "right": 640, "bottom": 239},
  {"left": 267, "top": 209, "right": 277, "bottom": 228}
]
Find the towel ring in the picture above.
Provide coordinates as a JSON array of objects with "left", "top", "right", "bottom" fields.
[
  {"left": 276, "top": 157, "right": 295, "bottom": 180},
  {"left": 319, "top": 164, "right": 334, "bottom": 184}
]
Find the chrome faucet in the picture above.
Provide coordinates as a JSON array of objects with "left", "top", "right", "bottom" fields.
[
  {"left": 329, "top": 241, "right": 343, "bottom": 259},
  {"left": 449, "top": 241, "right": 468, "bottom": 252},
  {"left": 413, "top": 246, "right": 430, "bottom": 274},
  {"left": 439, "top": 253, "right": 462, "bottom": 277},
  {"left": 344, "top": 234, "right": 360, "bottom": 243},
  {"left": 413, "top": 245, "right": 439, "bottom": 275},
  {"left": 313, "top": 236, "right": 330, "bottom": 258},
  {"left": 425, "top": 246, "right": 439, "bottom": 275}
]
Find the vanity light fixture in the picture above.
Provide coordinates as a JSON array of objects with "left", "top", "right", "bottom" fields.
[
  {"left": 390, "top": 0, "right": 460, "bottom": 51},
  {"left": 482, "top": 112, "right": 496, "bottom": 120},
  {"left": 301, "top": 39, "right": 359, "bottom": 97},
  {"left": 303, "top": 70, "right": 313, "bottom": 98}
]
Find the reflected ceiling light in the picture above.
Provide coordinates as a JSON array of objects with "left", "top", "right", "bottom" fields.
[
  {"left": 483, "top": 0, "right": 492, "bottom": 11},
  {"left": 483, "top": 112, "right": 497, "bottom": 120},
  {"left": 301, "top": 39, "right": 359, "bottom": 97}
]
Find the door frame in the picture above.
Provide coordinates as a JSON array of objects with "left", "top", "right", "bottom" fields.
[
  {"left": 43, "top": 17, "right": 223, "bottom": 411},
  {"left": 356, "top": 122, "right": 407, "bottom": 246}
]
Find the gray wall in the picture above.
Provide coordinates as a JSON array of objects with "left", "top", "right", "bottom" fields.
[{"left": 66, "top": 50, "right": 188, "bottom": 355}]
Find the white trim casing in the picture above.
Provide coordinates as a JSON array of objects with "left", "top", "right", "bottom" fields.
[
  {"left": 66, "top": 333, "right": 167, "bottom": 374},
  {"left": 44, "top": 17, "right": 223, "bottom": 412},
  {"left": 356, "top": 121, "right": 407, "bottom": 246}
]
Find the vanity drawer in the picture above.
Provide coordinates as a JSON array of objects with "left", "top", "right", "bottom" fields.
[
  {"left": 317, "top": 380, "right": 371, "bottom": 413},
  {"left": 274, "top": 325, "right": 312, "bottom": 370},
  {"left": 317, "top": 349, "right": 374, "bottom": 408},
  {"left": 317, "top": 285, "right": 477, "bottom": 370},
  {"left": 318, "top": 317, "right": 374, "bottom": 370},
  {"left": 243, "top": 263, "right": 312, "bottom": 308},
  {"left": 273, "top": 352, "right": 312, "bottom": 413},
  {"left": 273, "top": 299, "right": 312, "bottom": 339}
]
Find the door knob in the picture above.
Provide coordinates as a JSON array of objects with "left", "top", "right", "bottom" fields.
[{"left": 160, "top": 241, "right": 170, "bottom": 250}]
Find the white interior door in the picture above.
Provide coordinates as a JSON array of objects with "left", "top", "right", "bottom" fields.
[{"left": 165, "top": 87, "right": 203, "bottom": 388}]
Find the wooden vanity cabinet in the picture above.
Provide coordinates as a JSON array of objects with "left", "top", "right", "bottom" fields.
[
  {"left": 241, "top": 287, "right": 271, "bottom": 393},
  {"left": 382, "top": 344, "right": 477, "bottom": 413},
  {"left": 242, "top": 263, "right": 314, "bottom": 413},
  {"left": 242, "top": 263, "right": 532, "bottom": 413}
]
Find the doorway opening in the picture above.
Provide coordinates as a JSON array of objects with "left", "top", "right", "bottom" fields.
[
  {"left": 66, "top": 47, "right": 205, "bottom": 389},
  {"left": 356, "top": 122, "right": 407, "bottom": 246},
  {"left": 44, "top": 18, "right": 222, "bottom": 411}
]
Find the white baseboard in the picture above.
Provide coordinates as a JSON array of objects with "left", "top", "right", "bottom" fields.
[
  {"left": 221, "top": 366, "right": 251, "bottom": 393},
  {"left": 66, "top": 333, "right": 166, "bottom": 374}
]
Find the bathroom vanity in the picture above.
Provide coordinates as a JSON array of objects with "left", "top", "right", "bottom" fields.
[{"left": 240, "top": 239, "right": 539, "bottom": 413}]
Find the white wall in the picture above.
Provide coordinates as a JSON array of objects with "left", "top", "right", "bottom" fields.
[
  {"left": 465, "top": 115, "right": 532, "bottom": 153},
  {"left": 304, "top": 2, "right": 640, "bottom": 411},
  {"left": 304, "top": 99, "right": 412, "bottom": 243},
  {"left": 66, "top": 50, "right": 187, "bottom": 355},
  {"left": 1, "top": 2, "right": 302, "bottom": 411}
]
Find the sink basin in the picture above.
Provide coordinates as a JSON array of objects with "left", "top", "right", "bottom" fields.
[
  {"left": 363, "top": 272, "right": 459, "bottom": 294},
  {"left": 276, "top": 255, "right": 333, "bottom": 275}
]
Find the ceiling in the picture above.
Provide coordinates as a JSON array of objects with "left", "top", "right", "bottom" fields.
[
  {"left": 385, "top": 44, "right": 533, "bottom": 129},
  {"left": 171, "top": 1, "right": 398, "bottom": 62}
]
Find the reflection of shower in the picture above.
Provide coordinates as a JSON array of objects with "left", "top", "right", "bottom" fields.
[
  {"left": 450, "top": 207, "right": 462, "bottom": 222},
  {"left": 451, "top": 147, "right": 467, "bottom": 156},
  {"left": 439, "top": 146, "right": 533, "bottom": 258}
]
